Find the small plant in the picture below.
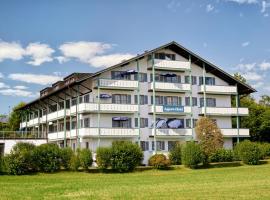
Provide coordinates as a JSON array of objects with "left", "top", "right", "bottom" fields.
[
  {"left": 181, "top": 141, "right": 204, "bottom": 169},
  {"left": 96, "top": 147, "right": 112, "bottom": 170},
  {"left": 60, "top": 147, "right": 74, "bottom": 170},
  {"left": 70, "top": 154, "right": 80, "bottom": 171},
  {"left": 234, "top": 140, "right": 261, "bottom": 165},
  {"left": 110, "top": 141, "right": 143, "bottom": 172},
  {"left": 169, "top": 144, "right": 182, "bottom": 165},
  {"left": 209, "top": 148, "right": 234, "bottom": 163},
  {"left": 78, "top": 148, "right": 93, "bottom": 171},
  {"left": 149, "top": 154, "right": 171, "bottom": 169}
]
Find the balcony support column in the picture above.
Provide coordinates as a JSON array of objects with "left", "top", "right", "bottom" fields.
[
  {"left": 25, "top": 110, "right": 28, "bottom": 135},
  {"left": 136, "top": 59, "right": 141, "bottom": 144},
  {"left": 97, "top": 80, "right": 101, "bottom": 148},
  {"left": 76, "top": 85, "right": 80, "bottom": 148},
  {"left": 38, "top": 109, "right": 40, "bottom": 138},
  {"left": 152, "top": 53, "right": 157, "bottom": 154},
  {"left": 203, "top": 63, "right": 207, "bottom": 116},
  {"left": 46, "top": 104, "right": 49, "bottom": 141},
  {"left": 69, "top": 87, "right": 72, "bottom": 147},
  {"left": 236, "top": 85, "right": 240, "bottom": 143},
  {"left": 41, "top": 109, "right": 44, "bottom": 138},
  {"left": 64, "top": 93, "right": 67, "bottom": 147},
  {"left": 57, "top": 97, "right": 59, "bottom": 143},
  {"left": 189, "top": 55, "right": 194, "bottom": 139}
]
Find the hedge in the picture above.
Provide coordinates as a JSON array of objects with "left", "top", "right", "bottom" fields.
[
  {"left": 169, "top": 144, "right": 182, "bottom": 165},
  {"left": 209, "top": 149, "right": 234, "bottom": 163},
  {"left": 148, "top": 154, "right": 171, "bottom": 169},
  {"left": 181, "top": 141, "right": 204, "bottom": 169}
]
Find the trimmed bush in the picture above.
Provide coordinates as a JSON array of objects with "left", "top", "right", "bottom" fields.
[
  {"left": 33, "top": 143, "right": 62, "bottom": 172},
  {"left": 209, "top": 149, "right": 234, "bottom": 163},
  {"left": 258, "top": 143, "right": 270, "bottom": 159},
  {"left": 96, "top": 147, "right": 112, "bottom": 170},
  {"left": 110, "top": 141, "right": 143, "bottom": 172},
  {"left": 181, "top": 141, "right": 204, "bottom": 169},
  {"left": 0, "top": 156, "right": 6, "bottom": 174},
  {"left": 149, "top": 154, "right": 171, "bottom": 169},
  {"left": 169, "top": 144, "right": 182, "bottom": 165},
  {"left": 234, "top": 140, "right": 261, "bottom": 165},
  {"left": 70, "top": 154, "right": 80, "bottom": 171},
  {"left": 60, "top": 147, "right": 74, "bottom": 170},
  {"left": 5, "top": 142, "right": 36, "bottom": 175},
  {"left": 78, "top": 148, "right": 93, "bottom": 171}
]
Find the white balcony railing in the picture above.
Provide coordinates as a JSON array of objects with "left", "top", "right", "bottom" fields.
[
  {"left": 199, "top": 85, "right": 237, "bottom": 94},
  {"left": 200, "top": 107, "right": 249, "bottom": 116},
  {"left": 28, "top": 118, "right": 39, "bottom": 126},
  {"left": 220, "top": 129, "right": 250, "bottom": 137},
  {"left": 70, "top": 103, "right": 138, "bottom": 114},
  {"left": 149, "top": 82, "right": 190, "bottom": 92},
  {"left": 47, "top": 109, "right": 70, "bottom": 121},
  {"left": 151, "top": 128, "right": 192, "bottom": 137},
  {"left": 152, "top": 59, "right": 190, "bottom": 71},
  {"left": 97, "top": 79, "right": 138, "bottom": 90},
  {"left": 149, "top": 105, "right": 191, "bottom": 115}
]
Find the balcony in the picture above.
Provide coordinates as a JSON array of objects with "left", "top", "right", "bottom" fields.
[
  {"left": 220, "top": 128, "right": 250, "bottom": 137},
  {"left": 149, "top": 82, "right": 190, "bottom": 93},
  {"left": 199, "top": 85, "right": 237, "bottom": 95},
  {"left": 97, "top": 79, "right": 138, "bottom": 90},
  {"left": 150, "top": 128, "right": 192, "bottom": 137},
  {"left": 20, "top": 122, "right": 27, "bottom": 128},
  {"left": 199, "top": 107, "right": 249, "bottom": 116},
  {"left": 148, "top": 59, "right": 190, "bottom": 71},
  {"left": 47, "top": 109, "right": 71, "bottom": 121},
  {"left": 71, "top": 103, "right": 138, "bottom": 114},
  {"left": 149, "top": 105, "right": 191, "bottom": 115},
  {"left": 48, "top": 128, "right": 139, "bottom": 140}
]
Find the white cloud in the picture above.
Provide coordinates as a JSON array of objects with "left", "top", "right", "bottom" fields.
[
  {"left": 167, "top": 0, "right": 181, "bottom": 12},
  {"left": 13, "top": 85, "right": 28, "bottom": 90},
  {"left": 25, "top": 42, "right": 55, "bottom": 66},
  {"left": 237, "top": 62, "right": 256, "bottom": 71},
  {"left": 0, "top": 82, "right": 10, "bottom": 89},
  {"left": 226, "top": 0, "right": 258, "bottom": 4},
  {"left": 242, "top": 41, "right": 250, "bottom": 47},
  {"left": 0, "top": 88, "right": 37, "bottom": 97},
  {"left": 259, "top": 61, "right": 270, "bottom": 70},
  {"left": 0, "top": 41, "right": 25, "bottom": 62},
  {"left": 206, "top": 4, "right": 214, "bottom": 12},
  {"left": 58, "top": 41, "right": 111, "bottom": 64},
  {"left": 0, "top": 72, "right": 3, "bottom": 79},
  {"left": 89, "top": 53, "right": 135, "bottom": 68},
  {"left": 55, "top": 56, "right": 69, "bottom": 64},
  {"left": 252, "top": 81, "right": 264, "bottom": 88},
  {"left": 242, "top": 71, "right": 263, "bottom": 81},
  {"left": 261, "top": 1, "right": 270, "bottom": 12},
  {"left": 8, "top": 73, "right": 62, "bottom": 85}
]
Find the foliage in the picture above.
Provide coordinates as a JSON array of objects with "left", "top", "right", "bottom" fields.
[
  {"left": 234, "top": 140, "right": 261, "bottom": 165},
  {"left": 7, "top": 102, "right": 26, "bottom": 131},
  {"left": 169, "top": 143, "right": 182, "bottom": 165},
  {"left": 5, "top": 142, "right": 37, "bottom": 175},
  {"left": 148, "top": 154, "right": 171, "bottom": 169},
  {"left": 195, "top": 117, "right": 224, "bottom": 162},
  {"left": 257, "top": 143, "right": 270, "bottom": 159},
  {"left": 181, "top": 141, "right": 204, "bottom": 169},
  {"left": 0, "top": 156, "right": 6, "bottom": 174},
  {"left": 110, "top": 141, "right": 143, "bottom": 172},
  {"left": 70, "top": 154, "right": 80, "bottom": 171},
  {"left": 60, "top": 147, "right": 74, "bottom": 170},
  {"left": 96, "top": 147, "right": 112, "bottom": 170},
  {"left": 33, "top": 143, "right": 62, "bottom": 172},
  {"left": 77, "top": 148, "right": 93, "bottom": 171},
  {"left": 209, "top": 149, "right": 234, "bottom": 163}
]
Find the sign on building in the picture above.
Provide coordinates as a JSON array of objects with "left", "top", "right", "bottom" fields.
[{"left": 163, "top": 105, "right": 184, "bottom": 113}]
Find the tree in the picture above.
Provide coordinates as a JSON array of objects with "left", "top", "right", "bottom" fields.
[
  {"left": 259, "top": 95, "right": 270, "bottom": 107},
  {"left": 234, "top": 72, "right": 247, "bottom": 83},
  {"left": 195, "top": 117, "right": 224, "bottom": 161},
  {"left": 7, "top": 102, "right": 26, "bottom": 131}
]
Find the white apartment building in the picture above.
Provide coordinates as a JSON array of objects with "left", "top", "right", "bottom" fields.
[{"left": 19, "top": 41, "right": 255, "bottom": 163}]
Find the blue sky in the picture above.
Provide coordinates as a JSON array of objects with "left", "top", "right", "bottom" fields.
[{"left": 0, "top": 0, "right": 270, "bottom": 114}]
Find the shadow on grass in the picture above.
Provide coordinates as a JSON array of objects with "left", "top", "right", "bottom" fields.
[{"left": 196, "top": 161, "right": 243, "bottom": 169}]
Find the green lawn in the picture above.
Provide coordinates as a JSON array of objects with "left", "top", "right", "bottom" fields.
[{"left": 1, "top": 162, "right": 270, "bottom": 200}]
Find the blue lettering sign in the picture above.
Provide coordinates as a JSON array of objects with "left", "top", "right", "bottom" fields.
[{"left": 163, "top": 105, "right": 184, "bottom": 113}]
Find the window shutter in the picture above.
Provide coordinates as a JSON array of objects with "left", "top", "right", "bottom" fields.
[
  {"left": 151, "top": 96, "right": 153, "bottom": 104},
  {"left": 112, "top": 94, "right": 116, "bottom": 103},
  {"left": 199, "top": 77, "right": 203, "bottom": 85},
  {"left": 127, "top": 95, "right": 131, "bottom": 104},
  {"left": 134, "top": 95, "right": 137, "bottom": 104},
  {"left": 145, "top": 95, "right": 148, "bottom": 104},
  {"left": 178, "top": 97, "right": 182, "bottom": 106},
  {"left": 185, "top": 97, "right": 190, "bottom": 106},
  {"left": 135, "top": 118, "right": 138, "bottom": 127}
]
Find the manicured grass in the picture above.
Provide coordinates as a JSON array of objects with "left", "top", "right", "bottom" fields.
[{"left": 1, "top": 162, "right": 270, "bottom": 200}]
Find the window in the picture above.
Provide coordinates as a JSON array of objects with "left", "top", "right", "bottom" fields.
[
  {"left": 199, "top": 77, "right": 215, "bottom": 85},
  {"left": 200, "top": 98, "right": 216, "bottom": 107},
  {"left": 150, "top": 73, "right": 181, "bottom": 83},
  {"left": 84, "top": 94, "right": 90, "bottom": 103},
  {"left": 164, "top": 96, "right": 181, "bottom": 106},
  {"left": 71, "top": 98, "right": 77, "bottom": 106},
  {"left": 134, "top": 95, "right": 148, "bottom": 105},
  {"left": 134, "top": 73, "right": 147, "bottom": 82},
  {"left": 135, "top": 118, "right": 148, "bottom": 128},
  {"left": 185, "top": 76, "right": 197, "bottom": 85},
  {"left": 112, "top": 94, "right": 131, "bottom": 104},
  {"left": 71, "top": 121, "right": 76, "bottom": 129},
  {"left": 111, "top": 71, "right": 131, "bottom": 80},
  {"left": 185, "top": 97, "right": 197, "bottom": 106},
  {"left": 152, "top": 141, "right": 165, "bottom": 151},
  {"left": 140, "top": 141, "right": 149, "bottom": 151},
  {"left": 151, "top": 96, "right": 164, "bottom": 105},
  {"left": 168, "top": 141, "right": 177, "bottom": 151},
  {"left": 83, "top": 118, "right": 90, "bottom": 128},
  {"left": 186, "top": 119, "right": 197, "bottom": 128},
  {"left": 154, "top": 53, "right": 175, "bottom": 60},
  {"left": 85, "top": 142, "right": 89, "bottom": 149},
  {"left": 112, "top": 118, "right": 132, "bottom": 128}
]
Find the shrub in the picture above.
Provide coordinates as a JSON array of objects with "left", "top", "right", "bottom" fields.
[
  {"left": 169, "top": 144, "right": 182, "bottom": 165},
  {"left": 0, "top": 156, "right": 6, "bottom": 174},
  {"left": 110, "top": 141, "right": 143, "bottom": 172},
  {"left": 234, "top": 140, "right": 261, "bottom": 165},
  {"left": 149, "top": 154, "right": 171, "bottom": 169},
  {"left": 70, "top": 154, "right": 80, "bottom": 171},
  {"left": 60, "top": 147, "right": 74, "bottom": 170},
  {"left": 96, "top": 147, "right": 112, "bottom": 170},
  {"left": 33, "top": 143, "right": 62, "bottom": 172},
  {"left": 181, "top": 141, "right": 204, "bottom": 169},
  {"left": 5, "top": 142, "right": 36, "bottom": 175},
  {"left": 78, "top": 148, "right": 93, "bottom": 171},
  {"left": 209, "top": 149, "right": 234, "bottom": 163},
  {"left": 258, "top": 143, "right": 270, "bottom": 159}
]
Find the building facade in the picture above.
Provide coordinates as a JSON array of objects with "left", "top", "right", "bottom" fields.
[{"left": 19, "top": 41, "right": 255, "bottom": 164}]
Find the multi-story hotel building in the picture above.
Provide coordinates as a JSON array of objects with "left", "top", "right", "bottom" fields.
[{"left": 19, "top": 41, "right": 255, "bottom": 163}]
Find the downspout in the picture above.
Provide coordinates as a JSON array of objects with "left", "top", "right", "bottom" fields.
[
  {"left": 97, "top": 79, "right": 101, "bottom": 148},
  {"left": 236, "top": 84, "right": 240, "bottom": 143},
  {"left": 64, "top": 92, "right": 67, "bottom": 147},
  {"left": 203, "top": 63, "right": 207, "bottom": 117},
  {"left": 189, "top": 55, "right": 194, "bottom": 139},
  {"left": 136, "top": 59, "right": 141, "bottom": 145},
  {"left": 152, "top": 53, "right": 157, "bottom": 154}
]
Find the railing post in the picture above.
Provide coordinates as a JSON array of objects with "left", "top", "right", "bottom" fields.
[
  {"left": 69, "top": 87, "right": 72, "bottom": 148},
  {"left": 152, "top": 53, "right": 157, "bottom": 154},
  {"left": 64, "top": 92, "right": 67, "bottom": 147},
  {"left": 76, "top": 85, "right": 80, "bottom": 148}
]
